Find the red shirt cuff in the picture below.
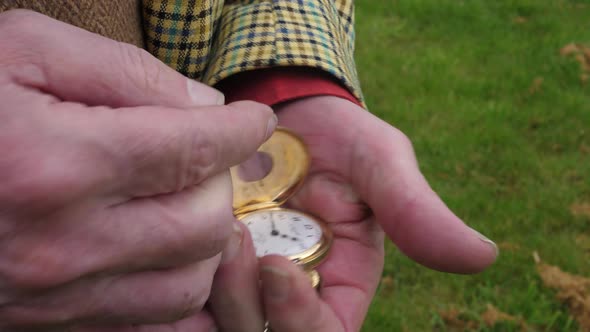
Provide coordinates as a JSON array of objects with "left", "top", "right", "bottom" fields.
[{"left": 214, "top": 67, "right": 362, "bottom": 108}]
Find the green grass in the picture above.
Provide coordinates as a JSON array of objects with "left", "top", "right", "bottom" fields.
[{"left": 355, "top": 1, "right": 590, "bottom": 331}]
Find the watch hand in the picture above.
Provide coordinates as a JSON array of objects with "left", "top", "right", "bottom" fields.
[{"left": 270, "top": 213, "right": 279, "bottom": 236}]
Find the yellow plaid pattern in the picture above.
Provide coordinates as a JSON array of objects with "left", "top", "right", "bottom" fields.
[{"left": 142, "top": 0, "right": 363, "bottom": 103}]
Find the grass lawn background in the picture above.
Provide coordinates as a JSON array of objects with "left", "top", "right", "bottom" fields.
[{"left": 355, "top": 1, "right": 590, "bottom": 331}]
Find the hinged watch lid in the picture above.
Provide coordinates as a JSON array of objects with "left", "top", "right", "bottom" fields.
[{"left": 231, "top": 127, "right": 310, "bottom": 216}]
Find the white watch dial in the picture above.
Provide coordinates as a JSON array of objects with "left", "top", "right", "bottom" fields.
[{"left": 241, "top": 210, "right": 322, "bottom": 257}]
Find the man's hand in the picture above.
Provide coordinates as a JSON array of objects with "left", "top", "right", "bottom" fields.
[
  {"left": 0, "top": 10, "right": 276, "bottom": 331},
  {"left": 208, "top": 96, "right": 498, "bottom": 331}
]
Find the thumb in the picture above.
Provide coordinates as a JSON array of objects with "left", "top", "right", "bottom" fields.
[
  {"left": 352, "top": 115, "right": 498, "bottom": 273},
  {"left": 0, "top": 9, "right": 223, "bottom": 108},
  {"left": 259, "top": 256, "right": 343, "bottom": 332}
]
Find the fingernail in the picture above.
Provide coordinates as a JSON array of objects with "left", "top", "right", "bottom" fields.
[
  {"left": 471, "top": 228, "right": 499, "bottom": 257},
  {"left": 260, "top": 266, "right": 291, "bottom": 303},
  {"left": 266, "top": 113, "right": 278, "bottom": 139},
  {"left": 215, "top": 91, "right": 225, "bottom": 105},
  {"left": 187, "top": 79, "right": 225, "bottom": 105},
  {"left": 220, "top": 222, "right": 243, "bottom": 264}
]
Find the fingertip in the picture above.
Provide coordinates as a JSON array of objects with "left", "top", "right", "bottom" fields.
[
  {"left": 436, "top": 217, "right": 499, "bottom": 274},
  {"left": 217, "top": 220, "right": 260, "bottom": 266},
  {"left": 175, "top": 311, "right": 218, "bottom": 332},
  {"left": 367, "top": 158, "right": 498, "bottom": 275},
  {"left": 225, "top": 101, "right": 277, "bottom": 140},
  {"left": 260, "top": 265, "right": 293, "bottom": 303},
  {"left": 219, "top": 222, "right": 244, "bottom": 265},
  {"left": 187, "top": 79, "right": 225, "bottom": 106},
  {"left": 464, "top": 227, "right": 499, "bottom": 273},
  {"left": 258, "top": 256, "right": 321, "bottom": 306},
  {"left": 259, "top": 257, "right": 339, "bottom": 332},
  {"left": 259, "top": 256, "right": 302, "bottom": 304},
  {"left": 470, "top": 228, "right": 499, "bottom": 258},
  {"left": 209, "top": 221, "right": 264, "bottom": 332},
  {"left": 266, "top": 112, "right": 278, "bottom": 140},
  {"left": 226, "top": 100, "right": 274, "bottom": 114},
  {"left": 391, "top": 211, "right": 499, "bottom": 274}
]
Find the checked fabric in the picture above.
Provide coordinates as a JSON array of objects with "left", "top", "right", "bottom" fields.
[{"left": 143, "top": 0, "right": 364, "bottom": 103}]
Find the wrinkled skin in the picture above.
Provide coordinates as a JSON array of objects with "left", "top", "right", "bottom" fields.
[
  {"left": 0, "top": 9, "right": 497, "bottom": 332},
  {"left": 0, "top": 10, "right": 275, "bottom": 331},
  {"left": 208, "top": 96, "right": 498, "bottom": 332}
]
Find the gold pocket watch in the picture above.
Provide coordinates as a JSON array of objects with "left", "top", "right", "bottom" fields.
[{"left": 230, "top": 127, "right": 332, "bottom": 288}]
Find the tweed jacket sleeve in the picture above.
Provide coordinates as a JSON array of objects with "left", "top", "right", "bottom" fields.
[{"left": 142, "top": 0, "right": 363, "bottom": 103}]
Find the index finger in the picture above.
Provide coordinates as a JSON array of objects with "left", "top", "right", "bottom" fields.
[{"left": 68, "top": 100, "right": 277, "bottom": 197}]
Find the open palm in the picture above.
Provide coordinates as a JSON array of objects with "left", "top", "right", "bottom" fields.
[{"left": 209, "top": 96, "right": 497, "bottom": 332}]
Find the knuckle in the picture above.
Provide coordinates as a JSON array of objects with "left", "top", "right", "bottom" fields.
[
  {"left": 0, "top": 10, "right": 48, "bottom": 65},
  {"left": 389, "top": 129, "right": 419, "bottom": 167},
  {"left": 156, "top": 261, "right": 218, "bottom": 321},
  {"left": 174, "top": 262, "right": 218, "bottom": 319},
  {"left": 184, "top": 130, "right": 220, "bottom": 186},
  {"left": 175, "top": 207, "right": 233, "bottom": 261},
  {"left": 226, "top": 100, "right": 268, "bottom": 112},
  {"left": 118, "top": 44, "right": 164, "bottom": 97},
  {"left": 190, "top": 173, "right": 235, "bottom": 255},
  {"left": 0, "top": 9, "right": 43, "bottom": 30},
  {"left": 0, "top": 154, "right": 79, "bottom": 211},
  {"left": 200, "top": 207, "right": 234, "bottom": 255},
  {"left": 154, "top": 192, "right": 233, "bottom": 262},
  {"left": 392, "top": 128, "right": 414, "bottom": 150},
  {"left": 176, "top": 287, "right": 209, "bottom": 319},
  {"left": 0, "top": 242, "right": 70, "bottom": 291}
]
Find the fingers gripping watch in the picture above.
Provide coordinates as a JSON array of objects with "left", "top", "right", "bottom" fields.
[{"left": 230, "top": 127, "right": 333, "bottom": 289}]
